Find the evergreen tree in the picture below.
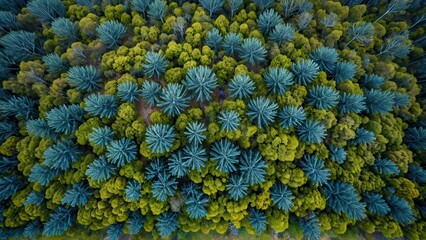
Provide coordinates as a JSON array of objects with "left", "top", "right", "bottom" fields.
[
  {"left": 352, "top": 128, "right": 376, "bottom": 145},
  {"left": 278, "top": 105, "right": 306, "bottom": 129},
  {"left": 157, "top": 83, "right": 190, "bottom": 116},
  {"left": 299, "top": 213, "right": 321, "bottom": 240},
  {"left": 226, "top": 174, "right": 248, "bottom": 200},
  {"left": 147, "top": 0, "right": 167, "bottom": 22},
  {"left": 0, "top": 30, "right": 40, "bottom": 62},
  {"left": 182, "top": 143, "right": 208, "bottom": 171},
  {"left": 0, "top": 11, "right": 20, "bottom": 32},
  {"left": 24, "top": 220, "right": 42, "bottom": 238},
  {"left": 106, "top": 138, "right": 137, "bottom": 167},
  {"left": 270, "top": 182, "right": 294, "bottom": 211},
  {"left": 42, "top": 53, "right": 68, "bottom": 74},
  {"left": 254, "top": 0, "right": 274, "bottom": 10},
  {"left": 239, "top": 150, "right": 267, "bottom": 186},
  {"left": 337, "top": 93, "right": 366, "bottom": 114},
  {"left": 291, "top": 59, "right": 320, "bottom": 86},
  {"left": 407, "top": 164, "right": 426, "bottom": 184},
  {"left": 345, "top": 22, "right": 374, "bottom": 47},
  {"left": 404, "top": 127, "right": 426, "bottom": 150},
  {"left": 86, "top": 156, "right": 117, "bottom": 181},
  {"left": 0, "top": 155, "right": 18, "bottom": 172},
  {"left": 0, "top": 121, "right": 18, "bottom": 142},
  {"left": 306, "top": 85, "right": 339, "bottom": 110},
  {"left": 297, "top": 120, "right": 327, "bottom": 144},
  {"left": 0, "top": 175, "right": 24, "bottom": 201},
  {"left": 183, "top": 66, "right": 218, "bottom": 102},
  {"left": 238, "top": 38, "right": 267, "bottom": 65},
  {"left": 141, "top": 81, "right": 162, "bottom": 106},
  {"left": 145, "top": 159, "right": 167, "bottom": 180},
  {"left": 328, "top": 145, "right": 346, "bottom": 164},
  {"left": 96, "top": 20, "right": 127, "bottom": 48},
  {"left": 131, "top": 0, "right": 150, "bottom": 17},
  {"left": 51, "top": 18, "right": 79, "bottom": 42},
  {"left": 373, "top": 158, "right": 400, "bottom": 175},
  {"left": 117, "top": 81, "right": 140, "bottom": 103},
  {"left": 142, "top": 51, "right": 168, "bottom": 78},
  {"left": 0, "top": 95, "right": 37, "bottom": 120},
  {"left": 42, "top": 207, "right": 76, "bottom": 236},
  {"left": 299, "top": 154, "right": 330, "bottom": 186},
  {"left": 155, "top": 212, "right": 178, "bottom": 237},
  {"left": 257, "top": 9, "right": 281, "bottom": 35},
  {"left": 218, "top": 110, "right": 240, "bottom": 132},
  {"left": 125, "top": 179, "right": 142, "bottom": 201},
  {"left": 84, "top": 93, "right": 118, "bottom": 118},
  {"left": 43, "top": 139, "right": 81, "bottom": 170},
  {"left": 61, "top": 182, "right": 92, "bottom": 207},
  {"left": 199, "top": 0, "right": 224, "bottom": 17},
  {"left": 361, "top": 74, "right": 385, "bottom": 88},
  {"left": 364, "top": 89, "right": 395, "bottom": 114},
  {"left": 29, "top": 164, "right": 62, "bottom": 186},
  {"left": 392, "top": 92, "right": 410, "bottom": 107},
  {"left": 221, "top": 33, "right": 242, "bottom": 56},
  {"left": 228, "top": 0, "right": 242, "bottom": 18},
  {"left": 67, "top": 65, "right": 102, "bottom": 91},
  {"left": 210, "top": 139, "right": 240, "bottom": 173},
  {"left": 362, "top": 192, "right": 390, "bottom": 215},
  {"left": 152, "top": 171, "right": 178, "bottom": 201},
  {"left": 24, "top": 192, "right": 44, "bottom": 206},
  {"left": 145, "top": 124, "right": 176, "bottom": 154},
  {"left": 106, "top": 223, "right": 124, "bottom": 240},
  {"left": 247, "top": 97, "right": 278, "bottom": 128},
  {"left": 263, "top": 67, "right": 294, "bottom": 95},
  {"left": 309, "top": 47, "right": 339, "bottom": 73},
  {"left": 386, "top": 195, "right": 416, "bottom": 225},
  {"left": 167, "top": 150, "right": 188, "bottom": 178},
  {"left": 184, "top": 121, "right": 206, "bottom": 145},
  {"left": 185, "top": 192, "right": 209, "bottom": 219},
  {"left": 228, "top": 74, "right": 255, "bottom": 99},
  {"left": 128, "top": 211, "right": 145, "bottom": 235},
  {"left": 89, "top": 126, "right": 114, "bottom": 147},
  {"left": 27, "top": 0, "right": 65, "bottom": 22},
  {"left": 269, "top": 23, "right": 295, "bottom": 45},
  {"left": 205, "top": 28, "right": 222, "bottom": 51},
  {"left": 248, "top": 208, "right": 267, "bottom": 235},
  {"left": 333, "top": 61, "right": 356, "bottom": 83}
]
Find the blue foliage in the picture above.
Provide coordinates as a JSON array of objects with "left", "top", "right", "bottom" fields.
[
  {"left": 270, "top": 182, "right": 294, "bottom": 211},
  {"left": 352, "top": 128, "right": 376, "bottom": 145},
  {"left": 278, "top": 105, "right": 306, "bottom": 129},
  {"left": 210, "top": 139, "right": 240, "bottom": 173},
  {"left": 145, "top": 123, "right": 176, "bottom": 154},
  {"left": 309, "top": 47, "right": 339, "bottom": 73},
  {"left": 362, "top": 192, "right": 390, "bottom": 215},
  {"left": 67, "top": 65, "right": 102, "bottom": 91},
  {"left": 205, "top": 28, "right": 222, "bottom": 50},
  {"left": 221, "top": 33, "right": 242, "bottom": 56},
  {"left": 0, "top": 156, "right": 18, "bottom": 172},
  {"left": 0, "top": 31, "right": 39, "bottom": 62},
  {"left": 404, "top": 127, "right": 426, "bottom": 150},
  {"left": 152, "top": 171, "right": 178, "bottom": 201},
  {"left": 239, "top": 150, "right": 267, "bottom": 186},
  {"left": 24, "top": 220, "right": 42, "bottom": 238},
  {"left": 0, "top": 175, "right": 24, "bottom": 201},
  {"left": 229, "top": 0, "right": 242, "bottom": 17},
  {"left": 128, "top": 211, "right": 145, "bottom": 235},
  {"left": 333, "top": 61, "right": 357, "bottom": 83},
  {"left": 253, "top": 0, "right": 274, "bottom": 10},
  {"left": 323, "top": 181, "right": 367, "bottom": 220},
  {"left": 183, "top": 143, "right": 208, "bottom": 171},
  {"left": 386, "top": 195, "right": 416, "bottom": 225},
  {"left": 125, "top": 179, "right": 142, "bottom": 201},
  {"left": 24, "top": 192, "right": 44, "bottom": 206},
  {"left": 106, "top": 223, "right": 124, "bottom": 240},
  {"left": 299, "top": 213, "right": 321, "bottom": 240},
  {"left": 29, "top": 164, "right": 62, "bottom": 186},
  {"left": 218, "top": 110, "right": 241, "bottom": 132},
  {"left": 141, "top": 81, "right": 161, "bottom": 106},
  {"left": 186, "top": 192, "right": 209, "bottom": 219},
  {"left": 142, "top": 51, "right": 168, "bottom": 78},
  {"left": 373, "top": 158, "right": 400, "bottom": 175},
  {"left": 0, "top": 121, "right": 18, "bottom": 141},
  {"left": 86, "top": 156, "right": 117, "bottom": 181},
  {"left": 131, "top": 0, "right": 150, "bottom": 15},
  {"left": 157, "top": 83, "right": 190, "bottom": 116},
  {"left": 238, "top": 38, "right": 267, "bottom": 65},
  {"left": 51, "top": 17, "right": 78, "bottom": 42},
  {"left": 269, "top": 23, "right": 295, "bottom": 45},
  {"left": 0, "top": 11, "right": 19, "bottom": 31},
  {"left": 328, "top": 145, "right": 346, "bottom": 164},
  {"left": 84, "top": 93, "right": 118, "bottom": 118},
  {"left": 181, "top": 182, "right": 202, "bottom": 199},
  {"left": 247, "top": 97, "right": 278, "bottom": 128},
  {"left": 0, "top": 95, "right": 37, "bottom": 120},
  {"left": 89, "top": 126, "right": 114, "bottom": 147},
  {"left": 264, "top": 67, "right": 294, "bottom": 95},
  {"left": 337, "top": 93, "right": 366, "bottom": 114},
  {"left": 392, "top": 92, "right": 410, "bottom": 107},
  {"left": 226, "top": 174, "right": 248, "bottom": 200},
  {"left": 168, "top": 150, "right": 188, "bottom": 178},
  {"left": 364, "top": 89, "right": 395, "bottom": 114},
  {"left": 145, "top": 159, "right": 167, "bottom": 180},
  {"left": 117, "top": 81, "right": 140, "bottom": 103},
  {"left": 61, "top": 182, "right": 92, "bottom": 207},
  {"left": 96, "top": 20, "right": 126, "bottom": 48},
  {"left": 306, "top": 85, "right": 339, "bottom": 110},
  {"left": 228, "top": 74, "right": 255, "bottom": 99},
  {"left": 155, "top": 212, "right": 178, "bottom": 237},
  {"left": 297, "top": 120, "right": 327, "bottom": 144},
  {"left": 299, "top": 154, "right": 330, "bottom": 186},
  {"left": 184, "top": 121, "right": 206, "bottom": 145},
  {"left": 407, "top": 164, "right": 426, "bottom": 184},
  {"left": 106, "top": 138, "right": 137, "bottom": 167},
  {"left": 228, "top": 222, "right": 239, "bottom": 236},
  {"left": 199, "top": 0, "right": 224, "bottom": 17},
  {"left": 184, "top": 66, "right": 218, "bottom": 102},
  {"left": 27, "top": 0, "right": 65, "bottom": 22},
  {"left": 361, "top": 74, "right": 385, "bottom": 88},
  {"left": 147, "top": 0, "right": 167, "bottom": 22},
  {"left": 43, "top": 139, "right": 81, "bottom": 170},
  {"left": 42, "top": 53, "right": 68, "bottom": 74},
  {"left": 248, "top": 208, "right": 267, "bottom": 235},
  {"left": 0, "top": 0, "right": 26, "bottom": 13},
  {"left": 257, "top": 9, "right": 281, "bottom": 35},
  {"left": 42, "top": 206, "right": 76, "bottom": 236}
]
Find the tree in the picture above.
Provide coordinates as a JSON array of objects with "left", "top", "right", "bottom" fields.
[
  {"left": 0, "top": 121, "right": 18, "bottom": 141},
  {"left": 184, "top": 121, "right": 206, "bottom": 145},
  {"left": 238, "top": 38, "right": 267, "bottom": 65},
  {"left": 0, "top": 95, "right": 37, "bottom": 120},
  {"left": 155, "top": 212, "right": 178, "bottom": 237},
  {"left": 319, "top": 12, "right": 338, "bottom": 28},
  {"left": 67, "top": 65, "right": 102, "bottom": 91},
  {"left": 248, "top": 208, "right": 267, "bottom": 235},
  {"left": 0, "top": 175, "right": 24, "bottom": 201},
  {"left": 257, "top": 9, "right": 281, "bottom": 35},
  {"left": 299, "top": 154, "right": 330, "bottom": 186},
  {"left": 247, "top": 97, "right": 278, "bottom": 128},
  {"left": 309, "top": 47, "right": 339, "bottom": 73},
  {"left": 299, "top": 213, "right": 321, "bottom": 240},
  {"left": 361, "top": 74, "right": 385, "bottom": 88},
  {"left": 157, "top": 83, "right": 190, "bottom": 116},
  {"left": 362, "top": 192, "right": 390, "bottom": 215},
  {"left": 125, "top": 179, "right": 142, "bottom": 201},
  {"left": 297, "top": 120, "right": 327, "bottom": 144},
  {"left": 142, "top": 51, "right": 168, "bottom": 78},
  {"left": 106, "top": 138, "right": 137, "bottom": 167},
  {"left": 183, "top": 143, "right": 208, "bottom": 171},
  {"left": 337, "top": 93, "right": 366, "bottom": 114},
  {"left": 205, "top": 28, "right": 223, "bottom": 51},
  {"left": 141, "top": 81, "right": 161, "bottom": 106},
  {"left": 96, "top": 20, "right": 127, "bottom": 48},
  {"left": 295, "top": 12, "right": 313, "bottom": 30},
  {"left": 0, "top": 31, "right": 40, "bottom": 62},
  {"left": 373, "top": 158, "right": 400, "bottom": 175},
  {"left": 43, "top": 139, "right": 81, "bottom": 170},
  {"left": 270, "top": 182, "right": 294, "bottom": 211},
  {"left": 185, "top": 192, "right": 209, "bottom": 219},
  {"left": 254, "top": 0, "right": 274, "bottom": 10},
  {"left": 392, "top": 92, "right": 410, "bottom": 107},
  {"left": 291, "top": 59, "right": 319, "bottom": 86},
  {"left": 86, "top": 156, "right": 117, "bottom": 181},
  {"left": 221, "top": 33, "right": 242, "bottom": 57},
  {"left": 167, "top": 150, "right": 189, "bottom": 178},
  {"left": 0, "top": 11, "right": 19, "bottom": 32},
  {"left": 386, "top": 195, "right": 415, "bottom": 225},
  {"left": 226, "top": 174, "right": 248, "bottom": 200},
  {"left": 306, "top": 85, "right": 339, "bottom": 110},
  {"left": 147, "top": 0, "right": 167, "bottom": 22},
  {"left": 89, "top": 126, "right": 114, "bottom": 147},
  {"left": 269, "top": 23, "right": 295, "bottom": 45},
  {"left": 84, "top": 93, "right": 118, "bottom": 118},
  {"left": 218, "top": 110, "right": 241, "bottom": 132},
  {"left": 278, "top": 105, "right": 306, "bottom": 129},
  {"left": 152, "top": 171, "right": 178, "bottom": 201},
  {"left": 182, "top": 182, "right": 202, "bottom": 198},
  {"left": 61, "top": 182, "right": 92, "bottom": 207},
  {"left": 228, "top": 0, "right": 243, "bottom": 18},
  {"left": 407, "top": 165, "right": 426, "bottom": 184},
  {"left": 184, "top": 66, "right": 219, "bottom": 103},
  {"left": 345, "top": 22, "right": 374, "bottom": 47},
  {"left": 374, "top": 0, "right": 411, "bottom": 23},
  {"left": 333, "top": 61, "right": 356, "bottom": 83},
  {"left": 404, "top": 127, "right": 426, "bottom": 150},
  {"left": 0, "top": 155, "right": 18, "bottom": 172},
  {"left": 128, "top": 211, "right": 145, "bottom": 235},
  {"left": 51, "top": 18, "right": 79, "bottom": 42},
  {"left": 328, "top": 145, "right": 346, "bottom": 164},
  {"left": 117, "top": 81, "right": 140, "bottom": 103},
  {"left": 106, "top": 223, "right": 124, "bottom": 240},
  {"left": 210, "top": 139, "right": 240, "bottom": 173},
  {"left": 131, "top": 0, "right": 150, "bottom": 17},
  {"left": 42, "top": 206, "right": 76, "bottom": 236},
  {"left": 199, "top": 0, "right": 224, "bottom": 17},
  {"left": 378, "top": 33, "right": 411, "bottom": 59},
  {"left": 29, "top": 164, "right": 62, "bottom": 186},
  {"left": 24, "top": 220, "right": 42, "bottom": 238},
  {"left": 145, "top": 124, "right": 176, "bottom": 154},
  {"left": 27, "top": 0, "right": 65, "bottom": 22},
  {"left": 263, "top": 67, "right": 294, "bottom": 95},
  {"left": 145, "top": 159, "right": 167, "bottom": 180},
  {"left": 364, "top": 89, "right": 395, "bottom": 114},
  {"left": 228, "top": 74, "right": 255, "bottom": 99},
  {"left": 352, "top": 128, "right": 375, "bottom": 145},
  {"left": 239, "top": 149, "right": 267, "bottom": 186},
  {"left": 42, "top": 54, "right": 68, "bottom": 74}
]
